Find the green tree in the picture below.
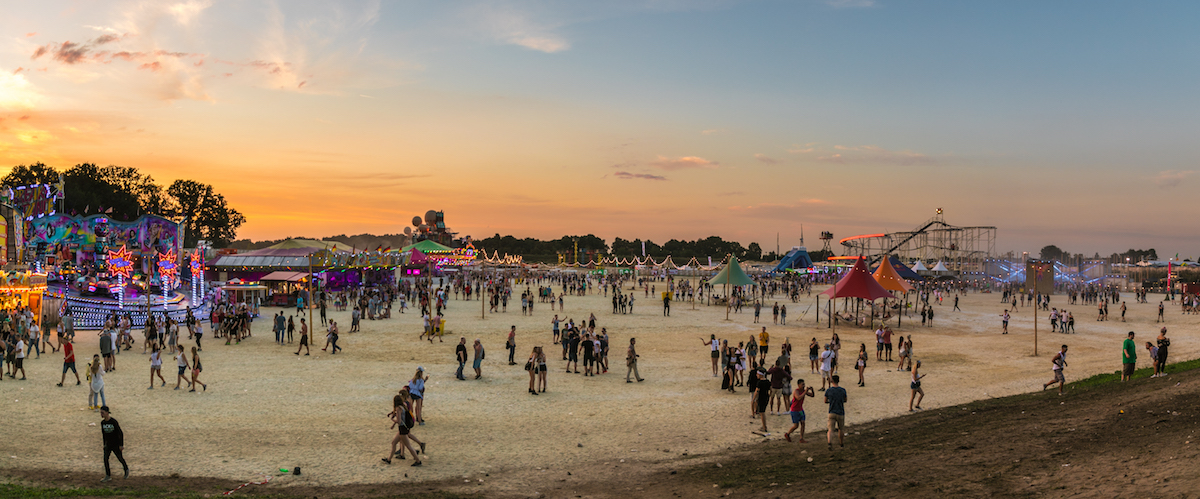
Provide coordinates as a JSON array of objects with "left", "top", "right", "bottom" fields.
[
  {"left": 167, "top": 179, "right": 245, "bottom": 247},
  {"left": 1039, "top": 245, "right": 1065, "bottom": 261},
  {"left": 746, "top": 242, "right": 763, "bottom": 261},
  {"left": 1, "top": 162, "right": 60, "bottom": 187}
]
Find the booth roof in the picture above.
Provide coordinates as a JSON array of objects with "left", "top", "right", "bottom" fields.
[
  {"left": 260, "top": 271, "right": 309, "bottom": 282},
  {"left": 401, "top": 239, "right": 453, "bottom": 253}
]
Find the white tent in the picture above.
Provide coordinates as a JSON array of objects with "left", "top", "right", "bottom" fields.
[
  {"left": 932, "top": 261, "right": 950, "bottom": 272},
  {"left": 911, "top": 261, "right": 929, "bottom": 272}
]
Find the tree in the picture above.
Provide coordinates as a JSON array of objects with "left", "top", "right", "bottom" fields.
[
  {"left": 1039, "top": 245, "right": 1065, "bottom": 262},
  {"left": 1, "top": 162, "right": 60, "bottom": 187},
  {"left": 167, "top": 179, "right": 245, "bottom": 247},
  {"left": 746, "top": 242, "right": 763, "bottom": 261}
]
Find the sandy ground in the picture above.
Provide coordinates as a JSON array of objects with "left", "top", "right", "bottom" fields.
[{"left": 1, "top": 282, "right": 1195, "bottom": 494}]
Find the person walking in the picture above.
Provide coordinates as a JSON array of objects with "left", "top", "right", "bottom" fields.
[
  {"left": 1121, "top": 331, "right": 1137, "bottom": 381},
  {"left": 908, "top": 360, "right": 926, "bottom": 410},
  {"left": 382, "top": 392, "right": 422, "bottom": 467},
  {"left": 58, "top": 339, "right": 80, "bottom": 387},
  {"left": 407, "top": 367, "right": 427, "bottom": 423},
  {"left": 189, "top": 347, "right": 207, "bottom": 392},
  {"left": 294, "top": 318, "right": 310, "bottom": 356},
  {"left": 455, "top": 337, "right": 468, "bottom": 380},
  {"left": 13, "top": 334, "right": 27, "bottom": 380},
  {"left": 825, "top": 375, "right": 847, "bottom": 451},
  {"left": 148, "top": 345, "right": 165, "bottom": 389},
  {"left": 625, "top": 337, "right": 643, "bottom": 383},
  {"left": 506, "top": 326, "right": 517, "bottom": 366},
  {"left": 98, "top": 406, "right": 129, "bottom": 481},
  {"left": 173, "top": 345, "right": 192, "bottom": 390},
  {"left": 1042, "top": 344, "right": 1068, "bottom": 395},
  {"left": 1000, "top": 310, "right": 1009, "bottom": 334},
  {"left": 855, "top": 344, "right": 867, "bottom": 387},
  {"left": 88, "top": 355, "right": 106, "bottom": 410}
]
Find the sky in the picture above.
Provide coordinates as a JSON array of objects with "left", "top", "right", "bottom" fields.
[{"left": 1, "top": 0, "right": 1199, "bottom": 258}]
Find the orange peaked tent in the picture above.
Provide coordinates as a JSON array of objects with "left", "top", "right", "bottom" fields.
[{"left": 872, "top": 255, "right": 913, "bottom": 293}]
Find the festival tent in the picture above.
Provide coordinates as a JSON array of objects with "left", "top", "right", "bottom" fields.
[
  {"left": 407, "top": 248, "right": 430, "bottom": 265},
  {"left": 709, "top": 255, "right": 754, "bottom": 319},
  {"left": 932, "top": 261, "right": 950, "bottom": 273},
  {"left": 888, "top": 257, "right": 922, "bottom": 281},
  {"left": 772, "top": 247, "right": 815, "bottom": 273},
  {"left": 822, "top": 256, "right": 894, "bottom": 329},
  {"left": 709, "top": 255, "right": 754, "bottom": 286},
  {"left": 401, "top": 239, "right": 453, "bottom": 253},
  {"left": 872, "top": 256, "right": 912, "bottom": 293},
  {"left": 822, "top": 257, "right": 894, "bottom": 301},
  {"left": 911, "top": 260, "right": 929, "bottom": 272}
]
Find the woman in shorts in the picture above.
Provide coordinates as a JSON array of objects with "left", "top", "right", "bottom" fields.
[
  {"left": 856, "top": 343, "right": 868, "bottom": 387},
  {"left": 148, "top": 344, "right": 165, "bottom": 389},
  {"left": 909, "top": 360, "right": 925, "bottom": 411},
  {"left": 809, "top": 338, "right": 819, "bottom": 374},
  {"left": 536, "top": 346, "right": 548, "bottom": 393},
  {"left": 190, "top": 347, "right": 206, "bottom": 392},
  {"left": 526, "top": 347, "right": 539, "bottom": 394},
  {"left": 382, "top": 392, "right": 422, "bottom": 466}
]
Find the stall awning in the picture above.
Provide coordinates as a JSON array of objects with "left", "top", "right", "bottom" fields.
[{"left": 260, "top": 271, "right": 309, "bottom": 282}]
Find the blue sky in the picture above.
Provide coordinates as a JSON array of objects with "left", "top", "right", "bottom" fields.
[{"left": 2, "top": 0, "right": 1198, "bottom": 257}]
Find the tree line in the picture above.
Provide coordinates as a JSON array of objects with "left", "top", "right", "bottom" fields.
[
  {"left": 3, "top": 162, "right": 245, "bottom": 247},
  {"left": 473, "top": 234, "right": 800, "bottom": 263}
]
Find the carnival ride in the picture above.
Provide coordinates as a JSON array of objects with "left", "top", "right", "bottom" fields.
[{"left": 838, "top": 210, "right": 997, "bottom": 275}]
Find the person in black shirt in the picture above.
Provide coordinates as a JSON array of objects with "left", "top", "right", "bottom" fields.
[
  {"left": 99, "top": 406, "right": 128, "bottom": 481},
  {"left": 580, "top": 334, "right": 595, "bottom": 376},
  {"left": 455, "top": 338, "right": 468, "bottom": 380},
  {"left": 567, "top": 329, "right": 581, "bottom": 374}
]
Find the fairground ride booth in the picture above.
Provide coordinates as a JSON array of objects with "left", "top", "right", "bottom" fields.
[
  {"left": 0, "top": 271, "right": 48, "bottom": 313},
  {"left": 210, "top": 239, "right": 407, "bottom": 304}
]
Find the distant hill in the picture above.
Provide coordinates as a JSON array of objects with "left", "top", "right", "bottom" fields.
[{"left": 227, "top": 233, "right": 413, "bottom": 251}]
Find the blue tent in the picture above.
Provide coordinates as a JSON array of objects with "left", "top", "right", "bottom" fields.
[
  {"left": 870, "top": 256, "right": 922, "bottom": 281},
  {"left": 772, "top": 247, "right": 815, "bottom": 273}
]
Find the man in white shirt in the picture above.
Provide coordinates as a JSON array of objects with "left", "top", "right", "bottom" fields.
[
  {"left": 819, "top": 344, "right": 834, "bottom": 392},
  {"left": 14, "top": 337, "right": 27, "bottom": 380}
]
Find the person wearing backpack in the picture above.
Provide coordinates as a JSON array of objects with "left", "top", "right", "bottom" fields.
[
  {"left": 382, "top": 391, "right": 422, "bottom": 466},
  {"left": 472, "top": 339, "right": 484, "bottom": 379}
]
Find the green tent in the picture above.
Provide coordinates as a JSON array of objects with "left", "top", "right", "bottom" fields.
[
  {"left": 267, "top": 238, "right": 338, "bottom": 250},
  {"left": 401, "top": 239, "right": 453, "bottom": 253},
  {"left": 709, "top": 255, "right": 754, "bottom": 286}
]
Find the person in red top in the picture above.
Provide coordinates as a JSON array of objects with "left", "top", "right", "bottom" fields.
[
  {"left": 783, "top": 378, "right": 815, "bottom": 443},
  {"left": 58, "top": 340, "right": 80, "bottom": 387}
]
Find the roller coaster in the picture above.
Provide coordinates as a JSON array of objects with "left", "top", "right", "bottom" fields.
[{"left": 839, "top": 209, "right": 997, "bottom": 274}]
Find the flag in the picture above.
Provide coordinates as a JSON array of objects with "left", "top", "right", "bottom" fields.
[
  {"left": 383, "top": 247, "right": 391, "bottom": 253},
  {"left": 376, "top": 245, "right": 384, "bottom": 252}
]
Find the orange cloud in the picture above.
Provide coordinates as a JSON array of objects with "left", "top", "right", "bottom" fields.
[
  {"left": 650, "top": 155, "right": 718, "bottom": 170},
  {"left": 613, "top": 171, "right": 667, "bottom": 181}
]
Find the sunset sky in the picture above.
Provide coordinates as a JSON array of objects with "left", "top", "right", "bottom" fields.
[{"left": 2, "top": 1, "right": 1199, "bottom": 257}]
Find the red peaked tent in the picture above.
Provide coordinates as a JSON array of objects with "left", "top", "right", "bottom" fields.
[
  {"left": 408, "top": 248, "right": 429, "bottom": 265},
  {"left": 822, "top": 256, "right": 894, "bottom": 300},
  {"left": 821, "top": 256, "right": 894, "bottom": 329}
]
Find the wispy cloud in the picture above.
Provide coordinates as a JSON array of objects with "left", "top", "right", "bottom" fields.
[
  {"left": 753, "top": 153, "right": 779, "bottom": 164},
  {"left": 613, "top": 171, "right": 667, "bottom": 181},
  {"left": 792, "top": 143, "right": 943, "bottom": 166},
  {"left": 650, "top": 155, "right": 718, "bottom": 170},
  {"left": 826, "top": 0, "right": 875, "bottom": 8},
  {"left": 469, "top": 4, "right": 570, "bottom": 53},
  {"left": 1154, "top": 170, "right": 1194, "bottom": 188}
]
